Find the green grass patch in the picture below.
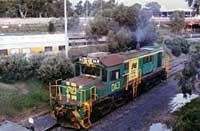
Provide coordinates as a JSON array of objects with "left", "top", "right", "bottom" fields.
[
  {"left": 0, "top": 80, "right": 49, "bottom": 117},
  {"left": 173, "top": 98, "right": 200, "bottom": 131}
]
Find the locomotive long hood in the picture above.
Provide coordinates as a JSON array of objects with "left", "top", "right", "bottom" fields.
[{"left": 67, "top": 75, "right": 100, "bottom": 87}]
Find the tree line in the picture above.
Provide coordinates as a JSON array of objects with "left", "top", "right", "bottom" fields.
[
  {"left": 0, "top": 0, "right": 117, "bottom": 18},
  {"left": 0, "top": 0, "right": 162, "bottom": 18}
]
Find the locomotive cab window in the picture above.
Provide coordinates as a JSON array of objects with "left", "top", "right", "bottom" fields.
[
  {"left": 143, "top": 56, "right": 153, "bottom": 64},
  {"left": 81, "top": 65, "right": 100, "bottom": 76},
  {"left": 102, "top": 69, "right": 107, "bottom": 82},
  {"left": 110, "top": 69, "right": 120, "bottom": 81},
  {"left": 124, "top": 62, "right": 129, "bottom": 70},
  {"left": 75, "top": 64, "right": 80, "bottom": 76}
]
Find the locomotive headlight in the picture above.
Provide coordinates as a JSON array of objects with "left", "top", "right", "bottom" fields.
[
  {"left": 96, "top": 60, "right": 100, "bottom": 64},
  {"left": 79, "top": 85, "right": 83, "bottom": 89},
  {"left": 93, "top": 59, "right": 97, "bottom": 63},
  {"left": 79, "top": 58, "right": 82, "bottom": 62},
  {"left": 28, "top": 117, "right": 34, "bottom": 124}
]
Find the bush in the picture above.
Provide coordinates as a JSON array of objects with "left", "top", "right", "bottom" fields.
[
  {"left": 48, "top": 21, "right": 56, "bottom": 33},
  {"left": 29, "top": 53, "right": 47, "bottom": 77},
  {"left": 0, "top": 55, "right": 32, "bottom": 82},
  {"left": 173, "top": 98, "right": 200, "bottom": 131},
  {"left": 164, "top": 37, "right": 190, "bottom": 57},
  {"left": 0, "top": 53, "right": 74, "bottom": 83},
  {"left": 37, "top": 53, "right": 73, "bottom": 83},
  {"left": 171, "top": 47, "right": 182, "bottom": 57}
]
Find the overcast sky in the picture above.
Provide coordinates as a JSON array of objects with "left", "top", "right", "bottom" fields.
[{"left": 72, "top": 0, "right": 190, "bottom": 10}]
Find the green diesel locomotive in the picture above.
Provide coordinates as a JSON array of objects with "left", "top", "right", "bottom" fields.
[{"left": 49, "top": 46, "right": 169, "bottom": 129}]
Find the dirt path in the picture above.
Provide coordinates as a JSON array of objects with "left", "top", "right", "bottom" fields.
[{"left": 0, "top": 82, "right": 29, "bottom": 94}]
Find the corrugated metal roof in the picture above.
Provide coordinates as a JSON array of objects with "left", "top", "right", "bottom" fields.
[{"left": 100, "top": 54, "right": 123, "bottom": 67}]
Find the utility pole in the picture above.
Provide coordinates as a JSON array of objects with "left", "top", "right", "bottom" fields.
[
  {"left": 85, "top": 0, "right": 88, "bottom": 45},
  {"left": 64, "top": 0, "right": 69, "bottom": 58},
  {"left": 101, "top": 0, "right": 103, "bottom": 15}
]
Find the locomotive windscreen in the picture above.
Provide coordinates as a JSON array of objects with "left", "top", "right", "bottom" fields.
[{"left": 81, "top": 65, "right": 100, "bottom": 76}]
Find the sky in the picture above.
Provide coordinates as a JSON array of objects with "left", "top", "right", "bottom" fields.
[{"left": 72, "top": 0, "right": 191, "bottom": 10}]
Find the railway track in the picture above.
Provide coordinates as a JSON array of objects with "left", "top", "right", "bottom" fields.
[
  {"left": 168, "top": 56, "right": 187, "bottom": 78},
  {"left": 26, "top": 56, "right": 188, "bottom": 131}
]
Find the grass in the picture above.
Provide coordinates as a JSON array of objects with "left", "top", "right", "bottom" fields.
[
  {"left": 0, "top": 79, "right": 49, "bottom": 118},
  {"left": 173, "top": 98, "right": 200, "bottom": 131}
]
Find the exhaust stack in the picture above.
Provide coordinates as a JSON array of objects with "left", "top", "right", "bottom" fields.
[{"left": 136, "top": 42, "right": 140, "bottom": 50}]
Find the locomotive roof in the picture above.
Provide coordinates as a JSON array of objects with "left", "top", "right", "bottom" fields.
[
  {"left": 99, "top": 54, "right": 124, "bottom": 67},
  {"left": 98, "top": 46, "right": 163, "bottom": 67},
  {"left": 79, "top": 46, "right": 163, "bottom": 67},
  {"left": 68, "top": 76, "right": 98, "bottom": 86}
]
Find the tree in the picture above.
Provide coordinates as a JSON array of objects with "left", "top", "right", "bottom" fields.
[
  {"left": 74, "top": 0, "right": 84, "bottom": 16},
  {"left": 131, "top": 3, "right": 142, "bottom": 10},
  {"left": 108, "top": 28, "right": 133, "bottom": 53},
  {"left": 164, "top": 37, "right": 190, "bottom": 57},
  {"left": 16, "top": 0, "right": 29, "bottom": 18},
  {"left": 186, "top": 0, "right": 200, "bottom": 14},
  {"left": 48, "top": 21, "right": 56, "bottom": 33},
  {"left": 46, "top": 0, "right": 74, "bottom": 17},
  {"left": 145, "top": 2, "right": 161, "bottom": 16},
  {"left": 0, "top": 1, "right": 17, "bottom": 17},
  {"left": 37, "top": 53, "right": 73, "bottom": 83},
  {"left": 68, "top": 13, "right": 80, "bottom": 31},
  {"left": 87, "top": 3, "right": 157, "bottom": 52},
  {"left": 87, "top": 16, "right": 110, "bottom": 38},
  {"left": 179, "top": 51, "right": 200, "bottom": 96},
  {"left": 83, "top": 0, "right": 93, "bottom": 16},
  {"left": 170, "top": 11, "right": 185, "bottom": 33}
]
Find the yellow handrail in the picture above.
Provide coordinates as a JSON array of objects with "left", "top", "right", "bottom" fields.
[
  {"left": 165, "top": 56, "right": 169, "bottom": 73},
  {"left": 125, "top": 75, "right": 128, "bottom": 90},
  {"left": 49, "top": 82, "right": 52, "bottom": 105},
  {"left": 139, "top": 69, "right": 142, "bottom": 84}
]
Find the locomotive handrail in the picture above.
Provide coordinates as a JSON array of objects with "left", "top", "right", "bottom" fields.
[
  {"left": 164, "top": 56, "right": 169, "bottom": 73},
  {"left": 139, "top": 69, "right": 142, "bottom": 83},
  {"left": 49, "top": 83, "right": 62, "bottom": 105}
]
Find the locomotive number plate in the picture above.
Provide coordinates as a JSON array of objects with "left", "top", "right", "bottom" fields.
[{"left": 111, "top": 81, "right": 120, "bottom": 92}]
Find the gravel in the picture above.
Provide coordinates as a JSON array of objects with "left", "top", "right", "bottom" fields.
[{"left": 88, "top": 80, "right": 179, "bottom": 131}]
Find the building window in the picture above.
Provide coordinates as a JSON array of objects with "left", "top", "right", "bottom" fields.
[
  {"left": 22, "top": 48, "right": 30, "bottom": 54},
  {"left": 45, "top": 46, "right": 52, "bottom": 52},
  {"left": 110, "top": 69, "right": 120, "bottom": 81},
  {"left": 59, "top": 46, "right": 65, "bottom": 51},
  {"left": 0, "top": 50, "right": 8, "bottom": 55},
  {"left": 11, "top": 49, "right": 19, "bottom": 55}
]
